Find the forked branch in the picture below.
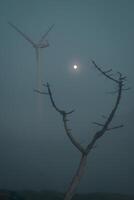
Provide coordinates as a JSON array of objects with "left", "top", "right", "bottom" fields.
[{"left": 45, "top": 83, "right": 86, "bottom": 155}]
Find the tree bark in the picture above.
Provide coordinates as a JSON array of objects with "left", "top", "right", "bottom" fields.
[{"left": 64, "top": 154, "right": 87, "bottom": 200}]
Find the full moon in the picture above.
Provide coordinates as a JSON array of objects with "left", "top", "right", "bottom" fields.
[{"left": 73, "top": 65, "right": 78, "bottom": 70}]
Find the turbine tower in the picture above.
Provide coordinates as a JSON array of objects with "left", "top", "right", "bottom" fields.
[{"left": 8, "top": 22, "right": 54, "bottom": 90}]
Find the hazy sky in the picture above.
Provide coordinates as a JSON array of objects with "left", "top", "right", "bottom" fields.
[{"left": 0, "top": 0, "right": 134, "bottom": 195}]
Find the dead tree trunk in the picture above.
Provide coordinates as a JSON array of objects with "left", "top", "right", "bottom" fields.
[{"left": 64, "top": 154, "right": 87, "bottom": 200}]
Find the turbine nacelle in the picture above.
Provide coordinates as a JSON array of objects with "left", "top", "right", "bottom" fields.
[{"left": 37, "top": 40, "right": 49, "bottom": 48}]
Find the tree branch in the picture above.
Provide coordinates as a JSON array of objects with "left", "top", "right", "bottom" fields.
[
  {"left": 85, "top": 61, "right": 124, "bottom": 154},
  {"left": 107, "top": 124, "right": 124, "bottom": 131},
  {"left": 91, "top": 60, "right": 120, "bottom": 84},
  {"left": 92, "top": 122, "right": 104, "bottom": 127},
  {"left": 34, "top": 89, "right": 48, "bottom": 95},
  {"left": 45, "top": 83, "right": 86, "bottom": 154},
  {"left": 93, "top": 122, "right": 124, "bottom": 131}
]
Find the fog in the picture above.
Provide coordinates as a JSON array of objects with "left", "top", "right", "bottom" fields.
[{"left": 0, "top": 0, "right": 134, "bottom": 195}]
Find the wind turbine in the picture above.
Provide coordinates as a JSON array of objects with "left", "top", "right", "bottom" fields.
[{"left": 8, "top": 22, "right": 54, "bottom": 90}]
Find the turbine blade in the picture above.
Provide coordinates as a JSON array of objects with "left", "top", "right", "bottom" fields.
[
  {"left": 8, "top": 22, "right": 36, "bottom": 46},
  {"left": 39, "top": 24, "right": 55, "bottom": 44}
]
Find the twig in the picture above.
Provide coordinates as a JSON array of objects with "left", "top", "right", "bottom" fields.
[
  {"left": 34, "top": 89, "right": 48, "bottom": 95},
  {"left": 107, "top": 125, "right": 124, "bottom": 131}
]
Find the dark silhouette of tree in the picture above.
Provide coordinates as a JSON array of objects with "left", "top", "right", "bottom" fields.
[{"left": 35, "top": 60, "right": 129, "bottom": 200}]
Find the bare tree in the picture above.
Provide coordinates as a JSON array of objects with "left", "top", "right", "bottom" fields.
[{"left": 35, "top": 60, "right": 128, "bottom": 200}]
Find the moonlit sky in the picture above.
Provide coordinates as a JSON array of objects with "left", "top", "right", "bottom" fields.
[{"left": 0, "top": 0, "right": 134, "bottom": 194}]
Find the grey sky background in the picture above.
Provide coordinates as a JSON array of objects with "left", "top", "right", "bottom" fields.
[{"left": 0, "top": 0, "right": 134, "bottom": 194}]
